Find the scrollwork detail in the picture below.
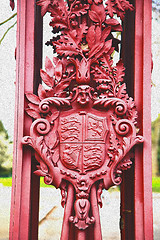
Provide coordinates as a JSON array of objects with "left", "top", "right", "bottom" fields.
[
  {"left": 44, "top": 174, "right": 53, "bottom": 185},
  {"left": 39, "top": 97, "right": 71, "bottom": 114},
  {"left": 93, "top": 97, "right": 127, "bottom": 116},
  {"left": 114, "top": 119, "right": 135, "bottom": 136},
  {"left": 30, "top": 118, "right": 51, "bottom": 135},
  {"left": 115, "top": 100, "right": 127, "bottom": 116}
]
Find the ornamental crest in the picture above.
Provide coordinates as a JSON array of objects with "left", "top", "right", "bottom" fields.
[
  {"left": 22, "top": 0, "right": 143, "bottom": 239},
  {"left": 59, "top": 110, "right": 108, "bottom": 173}
]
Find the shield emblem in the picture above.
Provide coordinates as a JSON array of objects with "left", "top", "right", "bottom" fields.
[{"left": 59, "top": 111, "right": 108, "bottom": 173}]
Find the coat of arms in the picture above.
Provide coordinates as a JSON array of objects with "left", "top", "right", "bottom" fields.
[{"left": 22, "top": 0, "right": 143, "bottom": 239}]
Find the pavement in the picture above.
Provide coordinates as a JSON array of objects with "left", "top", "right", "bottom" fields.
[{"left": 0, "top": 185, "right": 160, "bottom": 240}]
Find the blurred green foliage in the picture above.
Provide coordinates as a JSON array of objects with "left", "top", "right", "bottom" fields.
[
  {"left": 0, "top": 120, "right": 13, "bottom": 177},
  {"left": 1, "top": 177, "right": 160, "bottom": 192},
  {"left": 0, "top": 177, "right": 53, "bottom": 188},
  {"left": 152, "top": 114, "right": 160, "bottom": 175},
  {"left": 152, "top": 177, "right": 160, "bottom": 192}
]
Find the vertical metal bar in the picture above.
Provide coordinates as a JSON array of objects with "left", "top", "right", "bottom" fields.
[
  {"left": 76, "top": 230, "right": 86, "bottom": 240},
  {"left": 61, "top": 184, "right": 75, "bottom": 240},
  {"left": 134, "top": 0, "right": 153, "bottom": 239},
  {"left": 120, "top": 1, "right": 135, "bottom": 238},
  {"left": 121, "top": 0, "right": 153, "bottom": 239},
  {"left": 90, "top": 184, "right": 102, "bottom": 240},
  {"left": 9, "top": 0, "right": 42, "bottom": 239},
  {"left": 30, "top": 1, "right": 43, "bottom": 239}
]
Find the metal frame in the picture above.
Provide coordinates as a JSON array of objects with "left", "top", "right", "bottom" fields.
[
  {"left": 9, "top": 0, "right": 42, "bottom": 239},
  {"left": 9, "top": 0, "right": 153, "bottom": 239}
]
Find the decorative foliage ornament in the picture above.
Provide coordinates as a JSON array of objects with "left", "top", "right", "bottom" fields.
[{"left": 22, "top": 0, "right": 143, "bottom": 239}]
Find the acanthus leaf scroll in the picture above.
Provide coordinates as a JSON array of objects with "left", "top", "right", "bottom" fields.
[{"left": 22, "top": 0, "right": 143, "bottom": 239}]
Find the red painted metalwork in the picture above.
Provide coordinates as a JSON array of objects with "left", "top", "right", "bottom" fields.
[
  {"left": 134, "top": 0, "right": 153, "bottom": 239},
  {"left": 9, "top": 0, "right": 153, "bottom": 239},
  {"left": 9, "top": 0, "right": 15, "bottom": 10},
  {"left": 9, "top": 0, "right": 42, "bottom": 239},
  {"left": 20, "top": 1, "right": 145, "bottom": 239},
  {"left": 120, "top": 0, "right": 153, "bottom": 239}
]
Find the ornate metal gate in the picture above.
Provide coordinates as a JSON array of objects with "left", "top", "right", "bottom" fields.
[{"left": 9, "top": 0, "right": 153, "bottom": 239}]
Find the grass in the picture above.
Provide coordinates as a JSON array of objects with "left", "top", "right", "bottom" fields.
[
  {"left": 1, "top": 177, "right": 160, "bottom": 192},
  {"left": 152, "top": 177, "right": 160, "bottom": 192},
  {"left": 0, "top": 177, "right": 53, "bottom": 188}
]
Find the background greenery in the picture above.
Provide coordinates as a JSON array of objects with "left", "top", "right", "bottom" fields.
[
  {"left": 0, "top": 121, "right": 12, "bottom": 177},
  {"left": 0, "top": 177, "right": 53, "bottom": 188},
  {"left": 1, "top": 177, "right": 160, "bottom": 192}
]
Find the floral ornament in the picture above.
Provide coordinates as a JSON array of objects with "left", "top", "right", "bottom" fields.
[
  {"left": 22, "top": 1, "right": 144, "bottom": 239},
  {"left": 105, "top": 0, "right": 134, "bottom": 20},
  {"left": 88, "top": 0, "right": 103, "bottom": 4}
]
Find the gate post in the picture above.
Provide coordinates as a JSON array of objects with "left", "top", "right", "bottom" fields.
[
  {"left": 134, "top": 0, "right": 153, "bottom": 239},
  {"left": 9, "top": 0, "right": 153, "bottom": 239},
  {"left": 9, "top": 0, "right": 42, "bottom": 239},
  {"left": 121, "top": 0, "right": 153, "bottom": 239}
]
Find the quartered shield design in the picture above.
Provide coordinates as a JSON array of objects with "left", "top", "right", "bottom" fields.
[{"left": 59, "top": 112, "right": 108, "bottom": 173}]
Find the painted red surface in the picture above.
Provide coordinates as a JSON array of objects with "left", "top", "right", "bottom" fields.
[
  {"left": 134, "top": 0, "right": 153, "bottom": 239},
  {"left": 120, "top": 1, "right": 153, "bottom": 239},
  {"left": 9, "top": 0, "right": 42, "bottom": 239},
  {"left": 9, "top": 0, "right": 153, "bottom": 239}
]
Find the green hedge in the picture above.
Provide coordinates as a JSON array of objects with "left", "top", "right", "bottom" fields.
[
  {"left": 1, "top": 177, "right": 160, "bottom": 192},
  {"left": 0, "top": 177, "right": 52, "bottom": 188},
  {"left": 152, "top": 177, "right": 160, "bottom": 192}
]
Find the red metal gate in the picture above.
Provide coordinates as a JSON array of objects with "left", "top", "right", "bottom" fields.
[
  {"left": 120, "top": 1, "right": 153, "bottom": 239},
  {"left": 9, "top": 0, "right": 153, "bottom": 239}
]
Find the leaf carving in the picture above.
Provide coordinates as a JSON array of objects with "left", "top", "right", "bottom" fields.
[
  {"left": 101, "top": 26, "right": 111, "bottom": 42},
  {"left": 57, "top": 44, "right": 80, "bottom": 57},
  {"left": 91, "top": 1, "right": 106, "bottom": 22},
  {"left": 95, "top": 26, "right": 102, "bottom": 44},
  {"left": 105, "top": 0, "right": 134, "bottom": 20},
  {"left": 49, "top": 0, "right": 68, "bottom": 18},
  {"left": 108, "top": 133, "right": 119, "bottom": 160},
  {"left": 55, "top": 61, "right": 63, "bottom": 81},
  {"left": 114, "top": 60, "right": 125, "bottom": 83},
  {"left": 71, "top": 3, "right": 89, "bottom": 17},
  {"left": 28, "top": 103, "right": 40, "bottom": 112},
  {"left": 45, "top": 56, "right": 55, "bottom": 77},
  {"left": 26, "top": 93, "right": 40, "bottom": 105},
  {"left": 106, "top": 0, "right": 115, "bottom": 18},
  {"left": 26, "top": 109, "right": 41, "bottom": 119},
  {"left": 46, "top": 111, "right": 60, "bottom": 123},
  {"left": 94, "top": 39, "right": 112, "bottom": 59},
  {"left": 89, "top": 10, "right": 101, "bottom": 23},
  {"left": 40, "top": 69, "right": 54, "bottom": 87},
  {"left": 38, "top": 84, "right": 47, "bottom": 100},
  {"left": 37, "top": 0, "right": 51, "bottom": 16},
  {"left": 54, "top": 79, "right": 71, "bottom": 95},
  {"left": 93, "top": 65, "right": 111, "bottom": 83},
  {"left": 89, "top": 42, "right": 104, "bottom": 59},
  {"left": 50, "top": 16, "right": 68, "bottom": 30},
  {"left": 34, "top": 170, "right": 46, "bottom": 177},
  {"left": 86, "top": 25, "right": 96, "bottom": 50},
  {"left": 105, "top": 19, "right": 122, "bottom": 32},
  {"left": 116, "top": 83, "right": 126, "bottom": 98},
  {"left": 44, "top": 130, "right": 59, "bottom": 150},
  {"left": 100, "top": 52, "right": 114, "bottom": 71},
  {"left": 76, "top": 22, "right": 88, "bottom": 45}
]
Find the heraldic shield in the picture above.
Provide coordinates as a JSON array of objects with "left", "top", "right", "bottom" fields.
[
  {"left": 22, "top": 0, "right": 144, "bottom": 239},
  {"left": 59, "top": 112, "right": 108, "bottom": 173}
]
